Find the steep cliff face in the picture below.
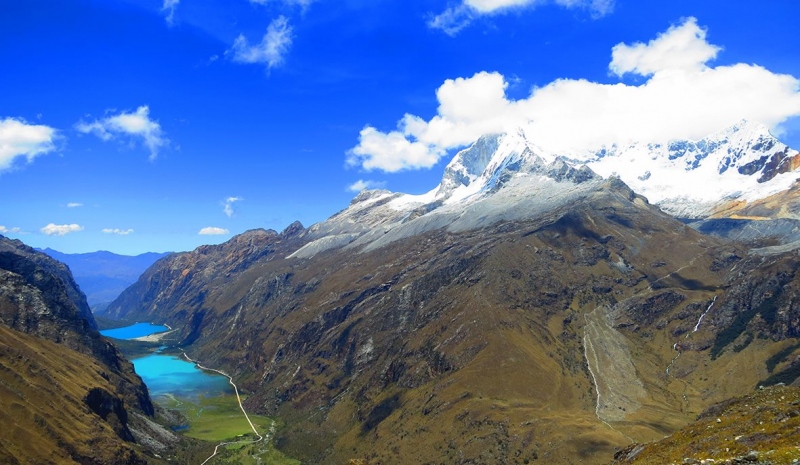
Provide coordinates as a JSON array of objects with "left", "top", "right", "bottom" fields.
[
  {"left": 0, "top": 235, "right": 156, "bottom": 464},
  {"left": 0, "top": 237, "right": 95, "bottom": 330},
  {"left": 102, "top": 227, "right": 306, "bottom": 336}
]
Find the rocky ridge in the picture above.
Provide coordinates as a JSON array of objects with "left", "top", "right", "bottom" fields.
[{"left": 0, "top": 235, "right": 166, "bottom": 464}]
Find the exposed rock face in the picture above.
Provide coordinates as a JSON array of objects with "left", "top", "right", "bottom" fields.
[
  {"left": 0, "top": 235, "right": 155, "bottom": 464},
  {"left": 0, "top": 237, "right": 95, "bottom": 331},
  {"left": 708, "top": 248, "right": 800, "bottom": 359}
]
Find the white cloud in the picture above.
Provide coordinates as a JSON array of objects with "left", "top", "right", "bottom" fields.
[
  {"left": 0, "top": 226, "right": 22, "bottom": 234},
  {"left": 229, "top": 16, "right": 293, "bottom": 71},
  {"left": 0, "top": 117, "right": 58, "bottom": 172},
  {"left": 198, "top": 227, "right": 230, "bottom": 235},
  {"left": 41, "top": 223, "right": 83, "bottom": 236},
  {"left": 347, "top": 126, "right": 444, "bottom": 172},
  {"left": 75, "top": 106, "right": 168, "bottom": 160},
  {"left": 428, "top": 4, "right": 474, "bottom": 37},
  {"left": 430, "top": 0, "right": 613, "bottom": 35},
  {"left": 66, "top": 202, "right": 83, "bottom": 208},
  {"left": 352, "top": 18, "right": 800, "bottom": 172},
  {"left": 102, "top": 228, "right": 134, "bottom": 235},
  {"left": 610, "top": 17, "right": 720, "bottom": 77},
  {"left": 346, "top": 179, "right": 386, "bottom": 192},
  {"left": 163, "top": 0, "right": 179, "bottom": 25},
  {"left": 223, "top": 196, "right": 242, "bottom": 217}
]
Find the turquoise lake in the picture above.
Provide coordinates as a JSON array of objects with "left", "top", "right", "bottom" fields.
[
  {"left": 100, "top": 322, "right": 233, "bottom": 400},
  {"left": 99, "top": 322, "right": 169, "bottom": 339},
  {"left": 132, "top": 353, "right": 234, "bottom": 399}
]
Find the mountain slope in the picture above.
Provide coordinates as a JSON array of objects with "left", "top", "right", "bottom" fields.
[
  {"left": 0, "top": 325, "right": 146, "bottom": 465},
  {"left": 612, "top": 385, "right": 800, "bottom": 465},
  {"left": 0, "top": 235, "right": 159, "bottom": 464}
]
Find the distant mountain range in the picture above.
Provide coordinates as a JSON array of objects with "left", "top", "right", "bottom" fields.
[{"left": 38, "top": 248, "right": 171, "bottom": 310}]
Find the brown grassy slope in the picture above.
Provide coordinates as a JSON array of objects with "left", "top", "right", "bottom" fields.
[
  {"left": 0, "top": 237, "right": 153, "bottom": 416},
  {"left": 0, "top": 325, "right": 147, "bottom": 465},
  {"left": 612, "top": 385, "right": 800, "bottom": 465}
]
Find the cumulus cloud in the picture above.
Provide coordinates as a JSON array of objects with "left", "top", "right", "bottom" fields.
[
  {"left": 223, "top": 197, "right": 242, "bottom": 217},
  {"left": 351, "top": 17, "right": 800, "bottom": 172},
  {"left": 102, "top": 228, "right": 134, "bottom": 235},
  {"left": 346, "top": 179, "right": 386, "bottom": 193},
  {"left": 162, "top": 0, "right": 179, "bottom": 25},
  {"left": 41, "top": 223, "right": 83, "bottom": 236},
  {"left": 198, "top": 227, "right": 229, "bottom": 235},
  {"left": 0, "top": 226, "right": 22, "bottom": 234},
  {"left": 228, "top": 16, "right": 293, "bottom": 71},
  {"left": 66, "top": 202, "right": 83, "bottom": 208},
  {"left": 610, "top": 17, "right": 720, "bottom": 77},
  {"left": 75, "top": 106, "right": 168, "bottom": 160},
  {"left": 430, "top": 0, "right": 613, "bottom": 36},
  {"left": 0, "top": 117, "right": 58, "bottom": 172}
]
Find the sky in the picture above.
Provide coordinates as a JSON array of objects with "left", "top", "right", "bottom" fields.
[{"left": 1, "top": 0, "right": 799, "bottom": 255}]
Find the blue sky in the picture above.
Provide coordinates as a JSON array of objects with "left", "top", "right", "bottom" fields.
[{"left": 1, "top": 0, "right": 799, "bottom": 254}]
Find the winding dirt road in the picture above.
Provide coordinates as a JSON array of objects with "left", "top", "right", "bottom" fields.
[{"left": 181, "top": 352, "right": 265, "bottom": 465}]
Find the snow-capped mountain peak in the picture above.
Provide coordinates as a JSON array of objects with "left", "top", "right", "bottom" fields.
[
  {"left": 293, "top": 120, "right": 800, "bottom": 259},
  {"left": 581, "top": 120, "right": 800, "bottom": 217}
]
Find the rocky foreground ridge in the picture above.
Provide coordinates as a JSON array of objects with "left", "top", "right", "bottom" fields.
[
  {"left": 0, "top": 236, "right": 176, "bottom": 464},
  {"left": 101, "top": 123, "right": 800, "bottom": 464}
]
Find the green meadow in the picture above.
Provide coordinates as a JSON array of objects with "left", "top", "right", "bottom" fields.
[{"left": 158, "top": 393, "right": 299, "bottom": 464}]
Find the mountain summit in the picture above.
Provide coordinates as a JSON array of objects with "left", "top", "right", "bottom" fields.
[
  {"left": 425, "top": 120, "right": 800, "bottom": 218},
  {"left": 294, "top": 121, "right": 799, "bottom": 260}
]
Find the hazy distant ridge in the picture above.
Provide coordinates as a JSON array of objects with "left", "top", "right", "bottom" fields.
[{"left": 39, "top": 248, "right": 171, "bottom": 309}]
